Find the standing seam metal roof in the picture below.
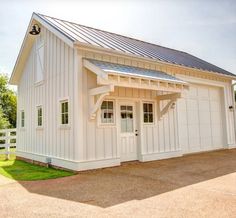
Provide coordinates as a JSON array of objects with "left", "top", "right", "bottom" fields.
[
  {"left": 36, "top": 13, "right": 235, "bottom": 77},
  {"left": 86, "top": 59, "right": 187, "bottom": 84}
]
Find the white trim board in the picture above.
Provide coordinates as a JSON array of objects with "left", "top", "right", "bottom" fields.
[
  {"left": 140, "top": 150, "right": 183, "bottom": 162},
  {"left": 16, "top": 151, "right": 121, "bottom": 171}
]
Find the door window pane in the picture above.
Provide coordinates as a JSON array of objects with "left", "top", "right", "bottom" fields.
[{"left": 120, "top": 105, "right": 134, "bottom": 132}]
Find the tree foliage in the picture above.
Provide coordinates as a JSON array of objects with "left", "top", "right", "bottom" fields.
[{"left": 0, "top": 74, "right": 17, "bottom": 129}]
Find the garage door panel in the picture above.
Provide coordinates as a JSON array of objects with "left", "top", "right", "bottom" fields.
[
  {"left": 201, "top": 137, "right": 212, "bottom": 149},
  {"left": 199, "top": 100, "right": 210, "bottom": 111},
  {"left": 199, "top": 125, "right": 211, "bottom": 137},
  {"left": 178, "top": 84, "right": 224, "bottom": 154},
  {"left": 212, "top": 136, "right": 223, "bottom": 148},
  {"left": 210, "top": 101, "right": 221, "bottom": 112},
  {"left": 211, "top": 112, "right": 221, "bottom": 124},
  {"left": 211, "top": 125, "right": 222, "bottom": 136},
  {"left": 188, "top": 137, "right": 201, "bottom": 149},
  {"left": 209, "top": 88, "right": 221, "bottom": 100},
  {"left": 198, "top": 87, "right": 209, "bottom": 98},
  {"left": 199, "top": 112, "right": 211, "bottom": 124}
]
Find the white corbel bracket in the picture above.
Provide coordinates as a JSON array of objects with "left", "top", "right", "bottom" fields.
[
  {"left": 89, "top": 84, "right": 114, "bottom": 119},
  {"left": 157, "top": 93, "right": 181, "bottom": 120}
]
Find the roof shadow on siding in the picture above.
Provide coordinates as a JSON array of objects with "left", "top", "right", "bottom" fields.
[{"left": 12, "top": 149, "right": 236, "bottom": 208}]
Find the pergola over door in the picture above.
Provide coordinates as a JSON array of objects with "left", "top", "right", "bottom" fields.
[{"left": 83, "top": 59, "right": 189, "bottom": 119}]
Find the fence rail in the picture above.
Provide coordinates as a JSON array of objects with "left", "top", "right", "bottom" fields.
[{"left": 0, "top": 129, "right": 16, "bottom": 160}]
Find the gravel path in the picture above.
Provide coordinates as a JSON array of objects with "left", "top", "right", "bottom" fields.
[{"left": 1, "top": 149, "right": 236, "bottom": 218}]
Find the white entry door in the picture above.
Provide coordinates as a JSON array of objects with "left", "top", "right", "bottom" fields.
[{"left": 119, "top": 102, "right": 138, "bottom": 162}]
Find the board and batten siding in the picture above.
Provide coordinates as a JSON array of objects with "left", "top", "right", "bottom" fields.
[
  {"left": 17, "top": 27, "right": 78, "bottom": 161},
  {"left": 82, "top": 69, "right": 179, "bottom": 162}
]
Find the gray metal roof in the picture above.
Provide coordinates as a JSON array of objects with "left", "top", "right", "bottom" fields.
[
  {"left": 36, "top": 13, "right": 235, "bottom": 77},
  {"left": 87, "top": 59, "right": 187, "bottom": 84}
]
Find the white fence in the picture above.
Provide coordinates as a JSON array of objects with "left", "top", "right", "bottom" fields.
[{"left": 0, "top": 129, "right": 16, "bottom": 160}]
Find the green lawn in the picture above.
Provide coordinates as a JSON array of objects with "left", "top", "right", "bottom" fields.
[{"left": 0, "top": 149, "right": 74, "bottom": 181}]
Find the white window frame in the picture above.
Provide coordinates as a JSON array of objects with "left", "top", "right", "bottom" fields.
[
  {"left": 98, "top": 100, "right": 116, "bottom": 126},
  {"left": 21, "top": 110, "right": 25, "bottom": 128},
  {"left": 60, "top": 99, "right": 69, "bottom": 127},
  {"left": 143, "top": 102, "right": 155, "bottom": 125},
  {"left": 36, "top": 105, "right": 43, "bottom": 128}
]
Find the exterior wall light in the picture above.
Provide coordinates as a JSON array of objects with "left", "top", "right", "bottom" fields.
[
  {"left": 229, "top": 106, "right": 234, "bottom": 111},
  {"left": 29, "top": 24, "right": 41, "bottom": 35}
]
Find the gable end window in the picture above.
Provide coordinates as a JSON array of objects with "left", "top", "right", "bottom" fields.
[
  {"left": 37, "top": 106, "right": 43, "bottom": 127},
  {"left": 21, "top": 110, "right": 25, "bottom": 127},
  {"left": 101, "top": 100, "right": 114, "bottom": 124},
  {"left": 61, "top": 100, "right": 69, "bottom": 125},
  {"left": 143, "top": 103, "right": 154, "bottom": 123}
]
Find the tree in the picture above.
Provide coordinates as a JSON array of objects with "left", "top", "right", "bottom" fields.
[
  {"left": 0, "top": 106, "right": 10, "bottom": 129},
  {"left": 0, "top": 74, "right": 17, "bottom": 129}
]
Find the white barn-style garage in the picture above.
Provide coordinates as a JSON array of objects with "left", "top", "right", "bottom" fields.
[{"left": 10, "top": 13, "right": 236, "bottom": 171}]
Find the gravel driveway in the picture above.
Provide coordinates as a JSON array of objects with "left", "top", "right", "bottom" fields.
[{"left": 1, "top": 149, "right": 236, "bottom": 218}]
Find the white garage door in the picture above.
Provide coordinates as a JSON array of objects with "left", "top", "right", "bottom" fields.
[{"left": 178, "top": 84, "right": 225, "bottom": 154}]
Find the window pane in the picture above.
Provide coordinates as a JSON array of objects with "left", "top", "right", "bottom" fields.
[
  {"left": 62, "top": 114, "right": 65, "bottom": 124},
  {"left": 121, "top": 106, "right": 126, "bottom": 111},
  {"left": 121, "top": 119, "right": 127, "bottom": 133},
  {"left": 101, "top": 101, "right": 114, "bottom": 124},
  {"left": 143, "top": 103, "right": 154, "bottom": 123},
  {"left": 143, "top": 103, "right": 147, "bottom": 112},
  {"left": 148, "top": 104, "right": 153, "bottom": 112},
  {"left": 108, "top": 101, "right": 113, "bottom": 109},
  {"left": 121, "top": 112, "right": 126, "bottom": 119},
  {"left": 144, "top": 113, "right": 148, "bottom": 123},
  {"left": 149, "top": 113, "right": 153, "bottom": 123},
  {"left": 65, "top": 114, "right": 68, "bottom": 124},
  {"left": 127, "top": 112, "right": 133, "bottom": 119},
  {"left": 101, "top": 109, "right": 107, "bottom": 123},
  {"left": 65, "top": 102, "right": 68, "bottom": 113},
  {"left": 61, "top": 103, "right": 64, "bottom": 113},
  {"left": 38, "top": 117, "right": 42, "bottom": 126},
  {"left": 101, "top": 101, "right": 107, "bottom": 109},
  {"left": 127, "top": 106, "right": 132, "bottom": 111},
  {"left": 126, "top": 118, "right": 133, "bottom": 132}
]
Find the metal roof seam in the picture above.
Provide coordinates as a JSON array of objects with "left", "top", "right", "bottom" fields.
[{"left": 35, "top": 13, "right": 235, "bottom": 77}]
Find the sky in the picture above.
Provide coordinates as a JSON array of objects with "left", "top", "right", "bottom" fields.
[{"left": 0, "top": 0, "right": 236, "bottom": 79}]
